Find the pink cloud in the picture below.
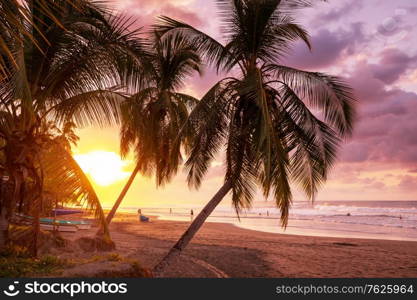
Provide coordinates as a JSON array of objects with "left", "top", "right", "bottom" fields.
[
  {"left": 397, "top": 175, "right": 417, "bottom": 191},
  {"left": 283, "top": 23, "right": 367, "bottom": 70},
  {"left": 110, "top": 0, "right": 203, "bottom": 28},
  {"left": 370, "top": 49, "right": 417, "bottom": 84},
  {"left": 99, "top": 0, "right": 417, "bottom": 201}
]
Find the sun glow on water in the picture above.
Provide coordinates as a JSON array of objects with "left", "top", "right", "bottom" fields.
[{"left": 74, "top": 151, "right": 130, "bottom": 186}]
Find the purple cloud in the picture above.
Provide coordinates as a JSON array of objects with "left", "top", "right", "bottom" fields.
[
  {"left": 370, "top": 49, "right": 417, "bottom": 84},
  {"left": 283, "top": 23, "right": 367, "bottom": 70},
  {"left": 310, "top": 0, "right": 364, "bottom": 27},
  {"left": 398, "top": 175, "right": 417, "bottom": 191},
  {"left": 339, "top": 63, "right": 417, "bottom": 165}
]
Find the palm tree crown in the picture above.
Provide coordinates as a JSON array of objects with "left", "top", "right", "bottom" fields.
[
  {"left": 120, "top": 32, "right": 202, "bottom": 186},
  {"left": 156, "top": 0, "right": 355, "bottom": 225},
  {"left": 103, "top": 32, "right": 203, "bottom": 227}
]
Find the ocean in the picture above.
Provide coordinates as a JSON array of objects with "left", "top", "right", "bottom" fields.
[{"left": 118, "top": 201, "right": 417, "bottom": 241}]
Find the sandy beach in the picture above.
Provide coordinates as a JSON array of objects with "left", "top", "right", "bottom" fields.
[{"left": 48, "top": 213, "right": 417, "bottom": 278}]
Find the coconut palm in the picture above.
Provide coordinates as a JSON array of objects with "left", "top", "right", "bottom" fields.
[
  {"left": 0, "top": 0, "right": 146, "bottom": 252},
  {"left": 0, "top": 0, "right": 42, "bottom": 78},
  {"left": 105, "top": 32, "right": 202, "bottom": 225},
  {"left": 153, "top": 0, "right": 356, "bottom": 274},
  {"left": 0, "top": 0, "right": 87, "bottom": 79},
  {"left": 0, "top": 0, "right": 25, "bottom": 78},
  {"left": 0, "top": 118, "right": 108, "bottom": 256}
]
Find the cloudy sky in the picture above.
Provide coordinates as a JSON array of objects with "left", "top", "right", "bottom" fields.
[{"left": 75, "top": 0, "right": 417, "bottom": 208}]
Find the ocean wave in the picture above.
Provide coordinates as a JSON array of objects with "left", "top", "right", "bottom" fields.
[{"left": 125, "top": 201, "right": 417, "bottom": 231}]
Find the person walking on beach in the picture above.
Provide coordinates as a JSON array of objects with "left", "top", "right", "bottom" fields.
[{"left": 190, "top": 209, "right": 194, "bottom": 221}]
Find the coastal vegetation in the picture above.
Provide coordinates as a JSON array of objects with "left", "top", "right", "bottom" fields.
[
  {"left": 0, "top": 0, "right": 356, "bottom": 277},
  {"left": 0, "top": 0, "right": 145, "bottom": 255}
]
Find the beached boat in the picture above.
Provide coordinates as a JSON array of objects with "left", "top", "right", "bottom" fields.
[
  {"left": 75, "top": 223, "right": 91, "bottom": 230},
  {"left": 52, "top": 209, "right": 83, "bottom": 216},
  {"left": 40, "top": 218, "right": 92, "bottom": 230},
  {"left": 14, "top": 214, "right": 91, "bottom": 231},
  {"left": 40, "top": 224, "right": 78, "bottom": 232}
]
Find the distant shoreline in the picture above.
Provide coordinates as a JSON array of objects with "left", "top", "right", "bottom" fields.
[{"left": 109, "top": 201, "right": 417, "bottom": 242}]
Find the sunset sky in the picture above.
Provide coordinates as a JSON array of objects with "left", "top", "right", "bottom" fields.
[{"left": 74, "top": 0, "right": 417, "bottom": 208}]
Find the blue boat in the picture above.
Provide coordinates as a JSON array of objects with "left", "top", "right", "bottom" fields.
[
  {"left": 15, "top": 213, "right": 91, "bottom": 230},
  {"left": 40, "top": 218, "right": 91, "bottom": 229}
]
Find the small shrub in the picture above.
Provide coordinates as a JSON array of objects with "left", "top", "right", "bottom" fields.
[
  {"left": 0, "top": 244, "right": 30, "bottom": 258},
  {"left": 107, "top": 253, "right": 122, "bottom": 262},
  {"left": 0, "top": 254, "right": 69, "bottom": 278},
  {"left": 130, "top": 261, "right": 153, "bottom": 277}
]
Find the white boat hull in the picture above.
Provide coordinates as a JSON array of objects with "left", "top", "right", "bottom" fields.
[
  {"left": 40, "top": 224, "right": 77, "bottom": 232},
  {"left": 76, "top": 224, "right": 91, "bottom": 230}
]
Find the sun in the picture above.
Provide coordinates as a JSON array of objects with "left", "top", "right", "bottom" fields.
[{"left": 74, "top": 151, "right": 130, "bottom": 186}]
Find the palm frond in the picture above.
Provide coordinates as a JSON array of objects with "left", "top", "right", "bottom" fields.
[
  {"left": 267, "top": 64, "right": 356, "bottom": 136},
  {"left": 225, "top": 118, "right": 259, "bottom": 214},
  {"left": 184, "top": 81, "right": 232, "bottom": 188},
  {"left": 52, "top": 89, "right": 127, "bottom": 128},
  {"left": 276, "top": 83, "right": 340, "bottom": 200},
  {"left": 41, "top": 138, "right": 110, "bottom": 239},
  {"left": 119, "top": 31, "right": 204, "bottom": 186},
  {"left": 154, "top": 16, "right": 229, "bottom": 72}
]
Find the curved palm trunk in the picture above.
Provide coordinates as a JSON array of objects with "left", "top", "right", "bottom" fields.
[
  {"left": 105, "top": 164, "right": 140, "bottom": 225},
  {"left": 0, "top": 174, "right": 22, "bottom": 250},
  {"left": 0, "top": 180, "right": 8, "bottom": 250},
  {"left": 32, "top": 204, "right": 40, "bottom": 257},
  {"left": 153, "top": 181, "right": 232, "bottom": 276}
]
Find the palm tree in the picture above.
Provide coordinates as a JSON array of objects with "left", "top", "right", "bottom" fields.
[
  {"left": 0, "top": 119, "right": 109, "bottom": 256},
  {"left": 105, "top": 32, "right": 202, "bottom": 225},
  {"left": 0, "top": 0, "right": 88, "bottom": 79},
  {"left": 0, "top": 0, "right": 146, "bottom": 252},
  {"left": 152, "top": 0, "right": 356, "bottom": 274}
]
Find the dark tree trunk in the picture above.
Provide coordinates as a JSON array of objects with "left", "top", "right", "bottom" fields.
[
  {"left": 0, "top": 208, "right": 9, "bottom": 251},
  {"left": 32, "top": 205, "right": 40, "bottom": 257},
  {"left": 105, "top": 164, "right": 140, "bottom": 225},
  {"left": 18, "top": 183, "right": 25, "bottom": 213},
  {"left": 153, "top": 181, "right": 232, "bottom": 276}
]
